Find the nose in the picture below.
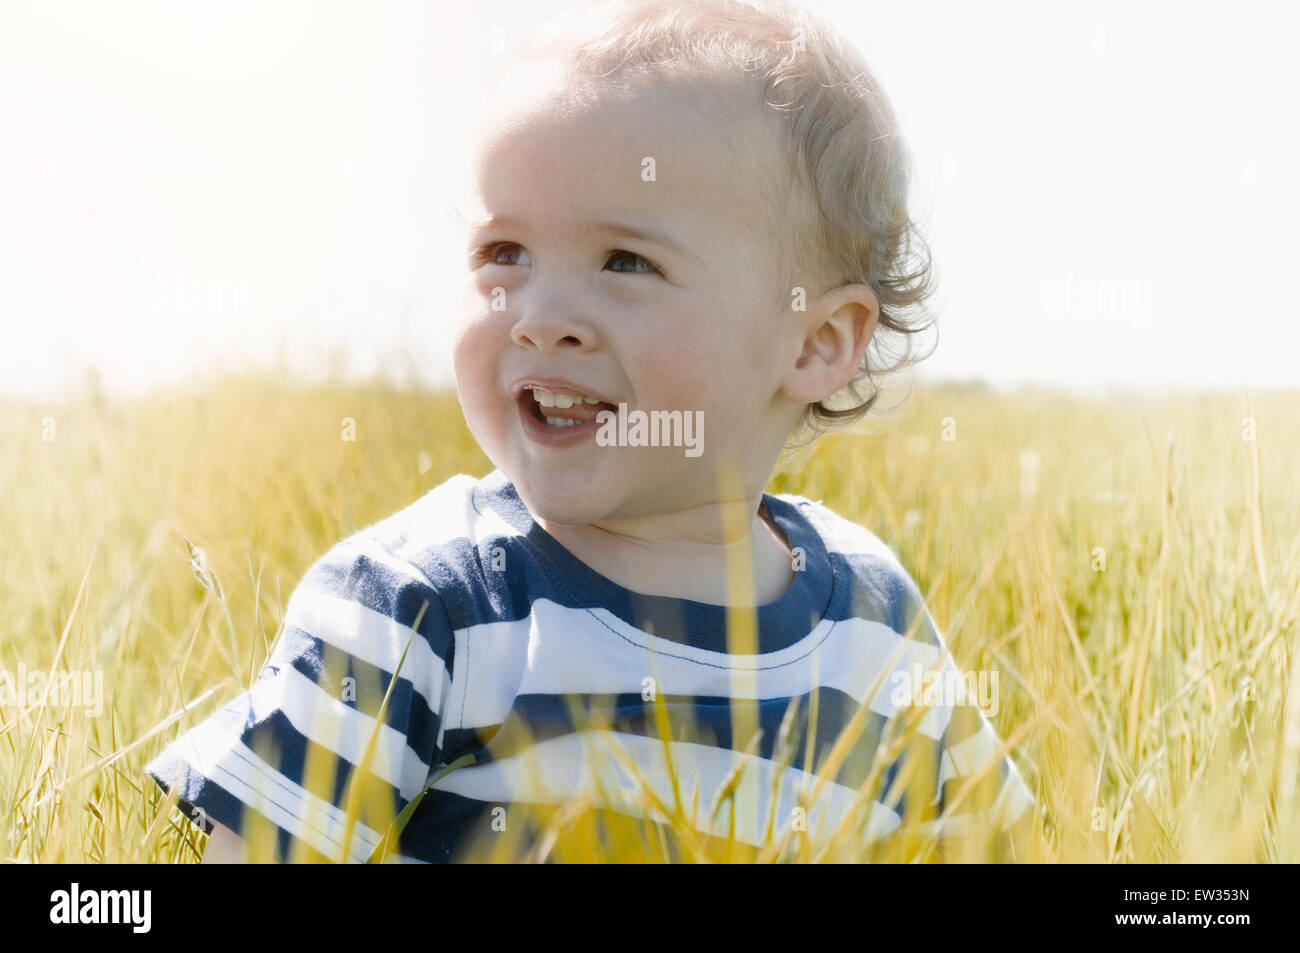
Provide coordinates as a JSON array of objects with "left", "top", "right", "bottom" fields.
[{"left": 510, "top": 299, "right": 598, "bottom": 353}]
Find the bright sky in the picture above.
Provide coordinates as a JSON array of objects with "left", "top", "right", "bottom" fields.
[{"left": 2, "top": 0, "right": 1296, "bottom": 400}]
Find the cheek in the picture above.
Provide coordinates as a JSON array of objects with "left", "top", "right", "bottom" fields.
[
  {"left": 450, "top": 313, "right": 480, "bottom": 373},
  {"left": 451, "top": 311, "right": 504, "bottom": 418},
  {"left": 451, "top": 281, "right": 484, "bottom": 360},
  {"left": 452, "top": 277, "right": 502, "bottom": 373},
  {"left": 630, "top": 327, "right": 743, "bottom": 431},
  {"left": 629, "top": 325, "right": 698, "bottom": 401},
  {"left": 643, "top": 293, "right": 764, "bottom": 394}
]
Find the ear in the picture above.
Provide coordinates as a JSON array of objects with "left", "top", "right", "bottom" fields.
[{"left": 780, "top": 283, "right": 880, "bottom": 404}]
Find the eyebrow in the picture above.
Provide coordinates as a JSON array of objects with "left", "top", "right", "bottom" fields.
[{"left": 468, "top": 214, "right": 702, "bottom": 264}]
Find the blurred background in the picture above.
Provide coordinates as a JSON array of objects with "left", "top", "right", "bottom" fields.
[
  {"left": 4, "top": 0, "right": 1300, "bottom": 866},
  {"left": 3, "top": 0, "right": 1297, "bottom": 401}
]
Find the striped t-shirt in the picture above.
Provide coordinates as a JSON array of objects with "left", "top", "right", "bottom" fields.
[{"left": 146, "top": 468, "right": 1034, "bottom": 862}]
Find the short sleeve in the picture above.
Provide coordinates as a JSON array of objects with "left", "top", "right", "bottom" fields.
[
  {"left": 932, "top": 683, "right": 1036, "bottom": 834},
  {"left": 891, "top": 567, "right": 1036, "bottom": 837},
  {"left": 145, "top": 534, "right": 455, "bottom": 862}
]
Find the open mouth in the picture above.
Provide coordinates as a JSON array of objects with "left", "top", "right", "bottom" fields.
[{"left": 516, "top": 388, "right": 618, "bottom": 438}]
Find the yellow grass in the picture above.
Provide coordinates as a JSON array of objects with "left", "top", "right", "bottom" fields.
[{"left": 2, "top": 372, "right": 1298, "bottom": 862}]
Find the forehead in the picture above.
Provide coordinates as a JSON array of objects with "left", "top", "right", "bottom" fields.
[{"left": 469, "top": 59, "right": 789, "bottom": 245}]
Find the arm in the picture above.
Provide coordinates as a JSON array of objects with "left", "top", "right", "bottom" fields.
[
  {"left": 890, "top": 561, "right": 1037, "bottom": 850},
  {"left": 146, "top": 534, "right": 455, "bottom": 863}
]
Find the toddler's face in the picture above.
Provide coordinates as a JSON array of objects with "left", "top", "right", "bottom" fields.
[{"left": 453, "top": 59, "right": 809, "bottom": 525}]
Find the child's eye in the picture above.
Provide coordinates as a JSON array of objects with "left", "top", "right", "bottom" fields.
[
  {"left": 469, "top": 242, "right": 661, "bottom": 276},
  {"left": 605, "top": 249, "right": 661, "bottom": 275},
  {"left": 469, "top": 242, "right": 529, "bottom": 268}
]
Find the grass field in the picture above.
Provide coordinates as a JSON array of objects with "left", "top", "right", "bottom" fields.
[{"left": 3, "top": 372, "right": 1298, "bottom": 862}]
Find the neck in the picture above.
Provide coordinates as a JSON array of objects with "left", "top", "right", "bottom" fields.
[{"left": 536, "top": 495, "right": 794, "bottom": 607}]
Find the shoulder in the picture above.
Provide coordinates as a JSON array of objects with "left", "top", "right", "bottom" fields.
[
  {"left": 288, "top": 472, "right": 492, "bottom": 641},
  {"left": 771, "top": 491, "right": 933, "bottom": 642},
  {"left": 273, "top": 481, "right": 479, "bottom": 716},
  {"left": 309, "top": 471, "right": 495, "bottom": 590},
  {"left": 773, "top": 492, "right": 906, "bottom": 567},
  {"left": 356, "top": 472, "right": 486, "bottom": 559},
  {"left": 298, "top": 470, "right": 533, "bottom": 638}
]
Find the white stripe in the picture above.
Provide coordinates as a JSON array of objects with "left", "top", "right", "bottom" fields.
[
  {"left": 933, "top": 711, "right": 1036, "bottom": 828},
  {"left": 992, "top": 761, "right": 1035, "bottom": 825},
  {"left": 393, "top": 501, "right": 524, "bottom": 565},
  {"left": 443, "top": 600, "right": 948, "bottom": 739},
  {"left": 364, "top": 473, "right": 480, "bottom": 551},
  {"left": 434, "top": 667, "right": 454, "bottom": 751},
  {"left": 399, "top": 487, "right": 528, "bottom": 585},
  {"left": 932, "top": 757, "right": 1034, "bottom": 829},
  {"left": 175, "top": 715, "right": 384, "bottom": 862},
  {"left": 944, "top": 716, "right": 1001, "bottom": 777},
  {"left": 444, "top": 620, "right": 532, "bottom": 734},
  {"left": 283, "top": 585, "right": 448, "bottom": 717},
  {"left": 467, "top": 504, "right": 527, "bottom": 548},
  {"left": 429, "top": 730, "right": 902, "bottom": 849},
  {"left": 364, "top": 472, "right": 525, "bottom": 559},
  {"left": 935, "top": 712, "right": 1000, "bottom": 800},
  {"left": 332, "top": 532, "right": 443, "bottom": 593},
  {"left": 248, "top": 665, "right": 432, "bottom": 801}
]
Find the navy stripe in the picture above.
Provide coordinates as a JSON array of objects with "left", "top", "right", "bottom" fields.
[
  {"left": 150, "top": 692, "right": 410, "bottom": 831},
  {"left": 276, "top": 625, "right": 440, "bottom": 771},
  {"left": 463, "top": 472, "right": 836, "bottom": 654},
  {"left": 308, "top": 551, "right": 457, "bottom": 668},
  {"left": 396, "top": 790, "right": 502, "bottom": 863},
  {"left": 440, "top": 725, "right": 498, "bottom": 763},
  {"left": 147, "top": 747, "right": 239, "bottom": 836},
  {"left": 396, "top": 789, "right": 903, "bottom": 864},
  {"left": 147, "top": 746, "right": 352, "bottom": 862},
  {"left": 402, "top": 530, "right": 936, "bottom": 651},
  {"left": 451, "top": 689, "right": 944, "bottom": 818}
]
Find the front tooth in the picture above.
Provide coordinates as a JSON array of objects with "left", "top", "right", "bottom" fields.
[
  {"left": 553, "top": 394, "right": 574, "bottom": 409},
  {"left": 534, "top": 389, "right": 557, "bottom": 408}
]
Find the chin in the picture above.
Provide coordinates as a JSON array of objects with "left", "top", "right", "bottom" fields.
[{"left": 513, "top": 477, "right": 613, "bottom": 526}]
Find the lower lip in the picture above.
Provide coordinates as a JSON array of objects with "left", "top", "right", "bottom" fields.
[{"left": 516, "top": 393, "right": 611, "bottom": 447}]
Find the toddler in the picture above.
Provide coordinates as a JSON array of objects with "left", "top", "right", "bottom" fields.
[{"left": 148, "top": 0, "right": 1034, "bottom": 863}]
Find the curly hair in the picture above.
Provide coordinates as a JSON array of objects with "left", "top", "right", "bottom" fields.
[{"left": 506, "top": 0, "right": 939, "bottom": 450}]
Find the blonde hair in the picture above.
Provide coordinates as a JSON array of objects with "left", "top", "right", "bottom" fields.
[{"left": 508, "top": 0, "right": 938, "bottom": 449}]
